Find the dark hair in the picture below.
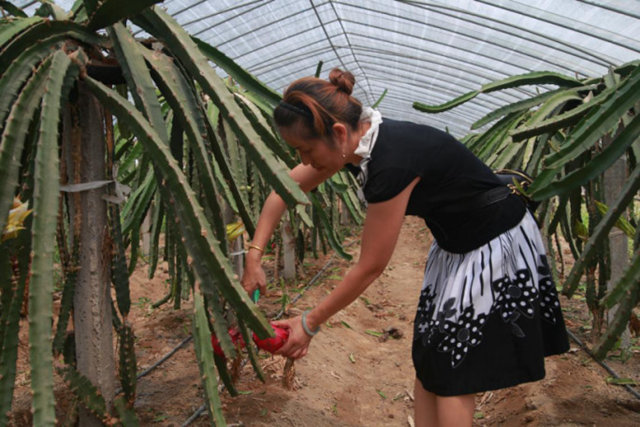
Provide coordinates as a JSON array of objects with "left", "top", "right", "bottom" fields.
[{"left": 274, "top": 68, "right": 362, "bottom": 141}]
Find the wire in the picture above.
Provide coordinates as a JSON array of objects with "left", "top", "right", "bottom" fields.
[
  {"left": 136, "top": 336, "right": 193, "bottom": 380},
  {"left": 182, "top": 404, "right": 206, "bottom": 426},
  {"left": 566, "top": 328, "right": 640, "bottom": 400},
  {"left": 113, "top": 336, "right": 193, "bottom": 396}
]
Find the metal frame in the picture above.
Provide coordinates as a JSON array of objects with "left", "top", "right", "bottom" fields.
[{"left": 13, "top": 0, "right": 639, "bottom": 137}]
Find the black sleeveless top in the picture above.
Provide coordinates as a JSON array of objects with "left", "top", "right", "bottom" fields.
[{"left": 346, "top": 118, "right": 526, "bottom": 253}]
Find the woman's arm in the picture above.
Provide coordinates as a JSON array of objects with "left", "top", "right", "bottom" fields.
[
  {"left": 242, "top": 163, "right": 335, "bottom": 295},
  {"left": 273, "top": 177, "right": 421, "bottom": 359}
]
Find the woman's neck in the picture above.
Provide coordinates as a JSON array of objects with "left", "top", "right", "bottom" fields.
[{"left": 345, "top": 120, "right": 372, "bottom": 165}]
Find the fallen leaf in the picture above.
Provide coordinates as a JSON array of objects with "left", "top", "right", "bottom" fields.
[{"left": 606, "top": 377, "right": 636, "bottom": 385}]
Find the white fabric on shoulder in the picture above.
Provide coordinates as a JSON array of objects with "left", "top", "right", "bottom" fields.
[
  {"left": 354, "top": 107, "right": 382, "bottom": 160},
  {"left": 352, "top": 108, "right": 382, "bottom": 197}
]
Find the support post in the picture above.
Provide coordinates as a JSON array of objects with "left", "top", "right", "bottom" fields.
[
  {"left": 65, "top": 83, "right": 116, "bottom": 425},
  {"left": 603, "top": 135, "right": 631, "bottom": 350},
  {"left": 281, "top": 212, "right": 296, "bottom": 280}
]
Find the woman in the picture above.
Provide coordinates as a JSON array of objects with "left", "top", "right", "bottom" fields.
[{"left": 241, "top": 68, "right": 569, "bottom": 426}]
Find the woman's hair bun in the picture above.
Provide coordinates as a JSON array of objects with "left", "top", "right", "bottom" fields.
[{"left": 328, "top": 68, "right": 355, "bottom": 95}]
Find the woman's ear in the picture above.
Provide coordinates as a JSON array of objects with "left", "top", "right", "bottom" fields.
[{"left": 331, "top": 122, "right": 348, "bottom": 147}]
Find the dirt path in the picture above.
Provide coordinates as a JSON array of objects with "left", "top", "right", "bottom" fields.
[
  {"left": 215, "top": 218, "right": 640, "bottom": 427},
  {"left": 9, "top": 218, "right": 640, "bottom": 426},
  {"left": 220, "top": 217, "right": 432, "bottom": 426}
]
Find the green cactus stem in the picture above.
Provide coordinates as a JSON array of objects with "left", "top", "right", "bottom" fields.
[
  {"left": 29, "top": 49, "right": 75, "bottom": 427},
  {"left": 118, "top": 323, "right": 137, "bottom": 405},
  {"left": 193, "top": 291, "right": 227, "bottom": 426},
  {"left": 84, "top": 75, "right": 272, "bottom": 336},
  {"left": 0, "top": 53, "right": 52, "bottom": 243}
]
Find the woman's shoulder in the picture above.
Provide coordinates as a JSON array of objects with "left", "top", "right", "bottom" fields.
[
  {"left": 379, "top": 118, "right": 453, "bottom": 139},
  {"left": 372, "top": 118, "right": 455, "bottom": 164},
  {"left": 376, "top": 118, "right": 459, "bottom": 156}
]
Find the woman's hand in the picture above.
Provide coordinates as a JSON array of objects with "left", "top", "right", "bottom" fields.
[
  {"left": 271, "top": 316, "right": 313, "bottom": 359},
  {"left": 241, "top": 252, "right": 267, "bottom": 297}
]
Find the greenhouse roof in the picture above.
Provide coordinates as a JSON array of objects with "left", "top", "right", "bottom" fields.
[{"left": 16, "top": 0, "right": 640, "bottom": 137}]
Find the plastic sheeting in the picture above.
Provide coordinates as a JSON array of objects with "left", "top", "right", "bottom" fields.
[{"left": 16, "top": 0, "right": 640, "bottom": 136}]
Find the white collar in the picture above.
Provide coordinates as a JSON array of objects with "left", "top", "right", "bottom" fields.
[
  {"left": 351, "top": 108, "right": 381, "bottom": 203},
  {"left": 354, "top": 107, "right": 382, "bottom": 162}
]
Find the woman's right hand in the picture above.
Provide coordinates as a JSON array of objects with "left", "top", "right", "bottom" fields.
[{"left": 241, "top": 254, "right": 267, "bottom": 297}]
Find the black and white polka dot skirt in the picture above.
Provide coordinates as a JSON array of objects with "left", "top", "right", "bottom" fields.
[{"left": 412, "top": 212, "right": 569, "bottom": 396}]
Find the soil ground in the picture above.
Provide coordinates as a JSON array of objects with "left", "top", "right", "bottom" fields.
[{"left": 8, "top": 217, "right": 640, "bottom": 426}]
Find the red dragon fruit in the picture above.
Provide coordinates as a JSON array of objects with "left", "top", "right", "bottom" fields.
[
  {"left": 210, "top": 327, "right": 244, "bottom": 356},
  {"left": 252, "top": 323, "right": 289, "bottom": 353},
  {"left": 211, "top": 323, "right": 289, "bottom": 357}
]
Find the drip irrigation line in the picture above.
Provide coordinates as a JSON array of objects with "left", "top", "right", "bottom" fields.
[
  {"left": 137, "top": 335, "right": 194, "bottom": 380},
  {"left": 566, "top": 328, "right": 640, "bottom": 400},
  {"left": 183, "top": 405, "right": 242, "bottom": 427},
  {"left": 274, "top": 238, "right": 359, "bottom": 320},
  {"left": 126, "top": 238, "right": 358, "bottom": 393},
  {"left": 114, "top": 335, "right": 193, "bottom": 396},
  {"left": 182, "top": 403, "right": 206, "bottom": 426}
]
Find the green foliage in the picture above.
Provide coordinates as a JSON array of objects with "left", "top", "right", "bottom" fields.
[
  {"left": 87, "top": 75, "right": 271, "bottom": 334},
  {"left": 28, "top": 49, "right": 74, "bottom": 427},
  {"left": 0, "top": 53, "right": 52, "bottom": 240},
  {"left": 137, "top": 7, "right": 308, "bottom": 209},
  {"left": 592, "top": 258, "right": 640, "bottom": 359},
  {"left": 0, "top": 1, "right": 27, "bottom": 17},
  {"left": 113, "top": 396, "right": 140, "bottom": 426},
  {"left": 117, "top": 323, "right": 137, "bottom": 405},
  {"left": 562, "top": 166, "right": 640, "bottom": 297},
  {"left": 0, "top": 248, "right": 27, "bottom": 427},
  {"left": 237, "top": 317, "right": 266, "bottom": 383},
  {"left": 193, "top": 36, "right": 281, "bottom": 108},
  {"left": 58, "top": 366, "right": 110, "bottom": 424},
  {"left": 0, "top": 3, "right": 366, "bottom": 424},
  {"left": 110, "top": 203, "right": 132, "bottom": 317},
  {"left": 87, "top": 0, "right": 162, "bottom": 31},
  {"left": 414, "top": 71, "right": 582, "bottom": 114},
  {"left": 193, "top": 291, "right": 226, "bottom": 426}
]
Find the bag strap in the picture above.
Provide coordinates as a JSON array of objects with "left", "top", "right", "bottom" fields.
[
  {"left": 439, "top": 169, "right": 533, "bottom": 214},
  {"left": 439, "top": 185, "right": 512, "bottom": 213}
]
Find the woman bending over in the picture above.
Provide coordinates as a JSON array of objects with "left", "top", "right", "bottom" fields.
[{"left": 241, "top": 68, "right": 569, "bottom": 427}]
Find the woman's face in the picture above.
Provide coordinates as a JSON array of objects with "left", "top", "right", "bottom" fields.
[{"left": 278, "top": 123, "right": 346, "bottom": 174}]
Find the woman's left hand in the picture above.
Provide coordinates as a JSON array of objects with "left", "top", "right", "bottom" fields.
[{"left": 271, "top": 316, "right": 313, "bottom": 359}]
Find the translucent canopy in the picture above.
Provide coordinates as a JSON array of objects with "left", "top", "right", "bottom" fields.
[{"left": 17, "top": 0, "right": 640, "bottom": 137}]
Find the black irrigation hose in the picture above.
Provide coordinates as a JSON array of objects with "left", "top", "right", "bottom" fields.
[
  {"left": 137, "top": 335, "right": 193, "bottom": 380},
  {"left": 114, "top": 335, "right": 193, "bottom": 396},
  {"left": 181, "top": 403, "right": 206, "bottom": 426},
  {"left": 273, "top": 238, "right": 359, "bottom": 320},
  {"left": 566, "top": 328, "right": 640, "bottom": 400},
  {"left": 274, "top": 254, "right": 331, "bottom": 318}
]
